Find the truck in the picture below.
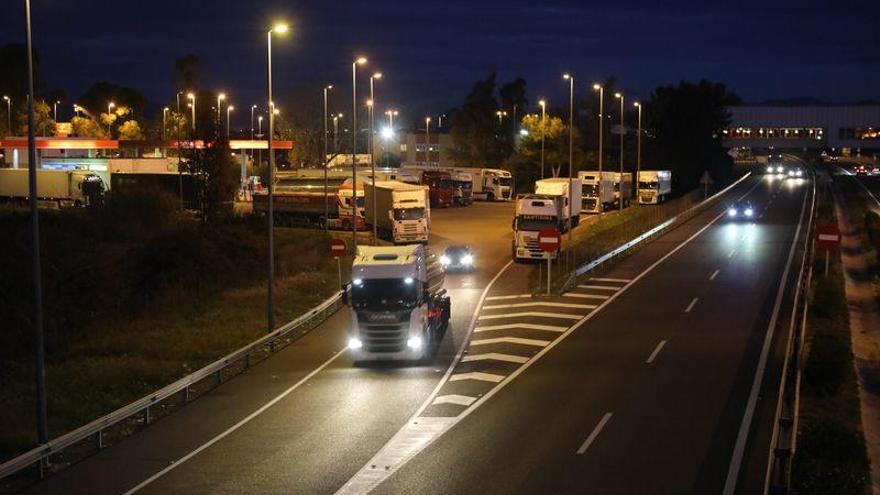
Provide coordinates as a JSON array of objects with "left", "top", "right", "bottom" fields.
[
  {"left": 420, "top": 170, "right": 454, "bottom": 208},
  {"left": 252, "top": 174, "right": 365, "bottom": 229},
  {"left": 638, "top": 170, "right": 672, "bottom": 204},
  {"left": 613, "top": 172, "right": 633, "bottom": 208},
  {"left": 343, "top": 245, "right": 450, "bottom": 361},
  {"left": 365, "top": 180, "right": 431, "bottom": 244},
  {"left": 452, "top": 171, "right": 473, "bottom": 206},
  {"left": 578, "top": 171, "right": 614, "bottom": 213},
  {"left": 512, "top": 194, "right": 564, "bottom": 261},
  {"left": 0, "top": 168, "right": 105, "bottom": 207},
  {"left": 470, "top": 168, "right": 513, "bottom": 201},
  {"left": 535, "top": 178, "right": 581, "bottom": 231}
]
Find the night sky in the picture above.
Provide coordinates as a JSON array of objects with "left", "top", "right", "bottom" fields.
[{"left": 1, "top": 0, "right": 878, "bottom": 126}]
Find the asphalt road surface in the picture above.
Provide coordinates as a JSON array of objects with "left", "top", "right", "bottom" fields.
[{"left": 25, "top": 170, "right": 811, "bottom": 494}]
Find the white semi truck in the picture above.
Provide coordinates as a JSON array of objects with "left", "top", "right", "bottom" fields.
[
  {"left": 0, "top": 168, "right": 105, "bottom": 207},
  {"left": 638, "top": 170, "right": 673, "bottom": 204},
  {"left": 344, "top": 245, "right": 450, "bottom": 361},
  {"left": 365, "top": 180, "right": 431, "bottom": 244},
  {"left": 535, "top": 178, "right": 581, "bottom": 230},
  {"left": 578, "top": 171, "right": 614, "bottom": 213},
  {"left": 613, "top": 172, "right": 633, "bottom": 208},
  {"left": 512, "top": 178, "right": 581, "bottom": 262},
  {"left": 449, "top": 168, "right": 512, "bottom": 201}
]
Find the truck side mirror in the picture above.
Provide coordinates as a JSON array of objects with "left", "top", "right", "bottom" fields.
[{"left": 388, "top": 211, "right": 394, "bottom": 221}]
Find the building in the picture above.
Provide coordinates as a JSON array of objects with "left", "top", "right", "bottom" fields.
[
  {"left": 373, "top": 131, "right": 460, "bottom": 168},
  {"left": 723, "top": 104, "right": 880, "bottom": 152}
]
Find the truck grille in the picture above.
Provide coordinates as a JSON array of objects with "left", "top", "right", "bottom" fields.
[
  {"left": 583, "top": 198, "right": 598, "bottom": 211},
  {"left": 640, "top": 194, "right": 654, "bottom": 203},
  {"left": 525, "top": 237, "right": 544, "bottom": 256},
  {"left": 358, "top": 311, "right": 409, "bottom": 352}
]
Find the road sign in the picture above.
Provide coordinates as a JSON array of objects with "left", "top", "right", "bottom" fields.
[
  {"left": 538, "top": 227, "right": 561, "bottom": 253},
  {"left": 815, "top": 224, "right": 841, "bottom": 250},
  {"left": 330, "top": 238, "right": 347, "bottom": 258}
]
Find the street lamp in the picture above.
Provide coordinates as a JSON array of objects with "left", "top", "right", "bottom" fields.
[
  {"left": 107, "top": 102, "right": 115, "bottom": 135},
  {"left": 226, "top": 105, "right": 234, "bottom": 137},
  {"left": 217, "top": 92, "right": 226, "bottom": 130},
  {"left": 323, "top": 85, "right": 332, "bottom": 233},
  {"left": 539, "top": 99, "right": 546, "bottom": 179},
  {"left": 614, "top": 92, "right": 624, "bottom": 211},
  {"left": 351, "top": 56, "right": 367, "bottom": 248},
  {"left": 265, "top": 22, "right": 289, "bottom": 333},
  {"left": 634, "top": 101, "right": 642, "bottom": 202},
  {"left": 495, "top": 110, "right": 507, "bottom": 125},
  {"left": 53, "top": 100, "right": 60, "bottom": 123},
  {"left": 593, "top": 84, "right": 604, "bottom": 177},
  {"left": 332, "top": 113, "right": 342, "bottom": 153},
  {"left": 425, "top": 117, "right": 432, "bottom": 166},
  {"left": 187, "top": 93, "right": 195, "bottom": 132},
  {"left": 563, "top": 73, "right": 574, "bottom": 242},
  {"left": 162, "top": 107, "right": 169, "bottom": 140},
  {"left": 250, "top": 105, "right": 258, "bottom": 139},
  {"left": 3, "top": 96, "right": 10, "bottom": 133},
  {"left": 386, "top": 109, "right": 398, "bottom": 127},
  {"left": 72, "top": 104, "right": 81, "bottom": 118},
  {"left": 368, "top": 73, "right": 382, "bottom": 245}
]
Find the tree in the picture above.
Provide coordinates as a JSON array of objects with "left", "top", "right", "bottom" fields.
[
  {"left": 448, "top": 73, "right": 504, "bottom": 166},
  {"left": 188, "top": 141, "right": 239, "bottom": 220},
  {"left": 0, "top": 43, "right": 40, "bottom": 101},
  {"left": 71, "top": 115, "right": 106, "bottom": 138},
  {"left": 15, "top": 100, "right": 55, "bottom": 137},
  {"left": 79, "top": 82, "right": 147, "bottom": 119},
  {"left": 646, "top": 80, "right": 741, "bottom": 192},
  {"left": 505, "top": 113, "right": 583, "bottom": 191},
  {"left": 499, "top": 77, "right": 528, "bottom": 156},
  {"left": 118, "top": 120, "right": 144, "bottom": 140}
]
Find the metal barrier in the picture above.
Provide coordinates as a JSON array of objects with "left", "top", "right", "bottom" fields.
[
  {"left": 561, "top": 171, "right": 753, "bottom": 291},
  {"left": 0, "top": 291, "right": 343, "bottom": 483}
]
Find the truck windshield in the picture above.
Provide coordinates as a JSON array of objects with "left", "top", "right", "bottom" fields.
[
  {"left": 393, "top": 207, "right": 425, "bottom": 220},
  {"left": 516, "top": 215, "right": 557, "bottom": 231},
  {"left": 582, "top": 184, "right": 598, "bottom": 196},
  {"left": 455, "top": 181, "right": 472, "bottom": 190},
  {"left": 498, "top": 177, "right": 512, "bottom": 187},
  {"left": 639, "top": 181, "right": 659, "bottom": 189},
  {"left": 351, "top": 279, "right": 418, "bottom": 309}
]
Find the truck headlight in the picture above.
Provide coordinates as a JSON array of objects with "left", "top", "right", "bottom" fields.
[
  {"left": 407, "top": 336, "right": 423, "bottom": 350},
  {"left": 348, "top": 337, "right": 363, "bottom": 350},
  {"left": 728, "top": 208, "right": 737, "bottom": 217},
  {"left": 777, "top": 166, "right": 784, "bottom": 173},
  {"left": 440, "top": 255, "right": 451, "bottom": 265},
  {"left": 461, "top": 254, "right": 473, "bottom": 265},
  {"left": 766, "top": 166, "right": 773, "bottom": 173},
  {"left": 745, "top": 208, "right": 754, "bottom": 217}
]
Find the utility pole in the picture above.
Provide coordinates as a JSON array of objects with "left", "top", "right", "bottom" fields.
[{"left": 323, "top": 86, "right": 332, "bottom": 233}]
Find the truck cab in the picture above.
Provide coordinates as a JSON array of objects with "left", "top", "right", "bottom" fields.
[
  {"left": 344, "top": 245, "right": 450, "bottom": 361},
  {"left": 452, "top": 172, "right": 473, "bottom": 206},
  {"left": 421, "top": 170, "right": 454, "bottom": 208},
  {"left": 578, "top": 171, "right": 614, "bottom": 213},
  {"left": 481, "top": 169, "right": 513, "bottom": 201},
  {"left": 513, "top": 194, "right": 562, "bottom": 261},
  {"left": 638, "top": 170, "right": 672, "bottom": 205},
  {"left": 366, "top": 180, "right": 431, "bottom": 244}
]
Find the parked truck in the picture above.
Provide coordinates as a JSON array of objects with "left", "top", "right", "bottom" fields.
[
  {"left": 252, "top": 174, "right": 364, "bottom": 229},
  {"left": 343, "top": 245, "right": 450, "bottom": 361},
  {"left": 534, "top": 178, "right": 581, "bottom": 230},
  {"left": 0, "top": 168, "right": 105, "bottom": 207},
  {"left": 452, "top": 171, "right": 473, "bottom": 206},
  {"left": 613, "top": 172, "right": 633, "bottom": 208},
  {"left": 638, "top": 170, "right": 672, "bottom": 204},
  {"left": 365, "top": 180, "right": 431, "bottom": 244},
  {"left": 471, "top": 168, "right": 513, "bottom": 201},
  {"left": 421, "top": 170, "right": 454, "bottom": 208},
  {"left": 512, "top": 194, "right": 565, "bottom": 261},
  {"left": 578, "top": 171, "right": 615, "bottom": 213}
]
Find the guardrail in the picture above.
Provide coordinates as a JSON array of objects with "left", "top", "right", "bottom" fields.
[
  {"left": 0, "top": 291, "right": 343, "bottom": 485},
  {"left": 764, "top": 173, "right": 818, "bottom": 493},
  {"left": 560, "top": 171, "right": 753, "bottom": 291}
]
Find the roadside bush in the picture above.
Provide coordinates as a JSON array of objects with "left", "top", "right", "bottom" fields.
[
  {"left": 792, "top": 417, "right": 869, "bottom": 495},
  {"left": 803, "top": 330, "right": 851, "bottom": 397},
  {"left": 100, "top": 186, "right": 180, "bottom": 241},
  {"left": 811, "top": 275, "right": 847, "bottom": 320}
]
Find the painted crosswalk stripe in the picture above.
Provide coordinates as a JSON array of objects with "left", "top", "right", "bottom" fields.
[
  {"left": 478, "top": 312, "right": 583, "bottom": 321},
  {"left": 461, "top": 353, "right": 529, "bottom": 364},
  {"left": 473, "top": 323, "right": 568, "bottom": 333},
  {"left": 482, "top": 302, "right": 596, "bottom": 310},
  {"left": 577, "top": 285, "right": 620, "bottom": 291},
  {"left": 563, "top": 293, "right": 610, "bottom": 300},
  {"left": 484, "top": 294, "right": 532, "bottom": 301},
  {"left": 470, "top": 337, "right": 551, "bottom": 347},
  {"left": 589, "top": 277, "right": 631, "bottom": 283},
  {"left": 432, "top": 395, "right": 477, "bottom": 407},
  {"left": 448, "top": 372, "right": 505, "bottom": 383}
]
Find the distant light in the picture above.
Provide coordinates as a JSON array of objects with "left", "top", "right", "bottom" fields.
[
  {"left": 381, "top": 127, "right": 394, "bottom": 140},
  {"left": 563, "top": 73, "right": 571, "bottom": 80},
  {"left": 273, "top": 23, "right": 289, "bottom": 34},
  {"left": 538, "top": 99, "right": 546, "bottom": 107},
  {"left": 373, "top": 72, "right": 383, "bottom": 79},
  {"left": 356, "top": 57, "right": 367, "bottom": 65},
  {"left": 187, "top": 92, "right": 195, "bottom": 99},
  {"left": 614, "top": 92, "right": 622, "bottom": 98},
  {"left": 519, "top": 129, "right": 529, "bottom": 136},
  {"left": 348, "top": 337, "right": 362, "bottom": 350},
  {"left": 404, "top": 277, "right": 414, "bottom": 284},
  {"left": 592, "top": 83, "right": 601, "bottom": 90},
  {"left": 218, "top": 93, "right": 226, "bottom": 101}
]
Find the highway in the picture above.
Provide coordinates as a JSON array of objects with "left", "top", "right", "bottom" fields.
[{"left": 25, "top": 169, "right": 812, "bottom": 495}]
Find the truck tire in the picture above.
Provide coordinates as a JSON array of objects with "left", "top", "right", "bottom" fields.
[{"left": 487, "top": 192, "right": 495, "bottom": 202}]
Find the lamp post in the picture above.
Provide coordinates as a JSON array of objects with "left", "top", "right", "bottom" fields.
[
  {"left": 107, "top": 102, "right": 115, "bottom": 135},
  {"left": 162, "top": 107, "right": 169, "bottom": 140},
  {"left": 53, "top": 100, "right": 59, "bottom": 123},
  {"left": 593, "top": 84, "right": 604, "bottom": 177},
  {"left": 72, "top": 104, "right": 80, "bottom": 118},
  {"left": 176, "top": 91, "right": 182, "bottom": 114},
  {"left": 386, "top": 109, "right": 398, "bottom": 127},
  {"left": 425, "top": 117, "right": 432, "bottom": 166},
  {"left": 495, "top": 110, "right": 507, "bottom": 126},
  {"left": 226, "top": 105, "right": 234, "bottom": 137},
  {"left": 187, "top": 93, "right": 195, "bottom": 132},
  {"left": 217, "top": 92, "right": 226, "bottom": 131},
  {"left": 539, "top": 99, "right": 546, "bottom": 179},
  {"left": 3, "top": 96, "right": 10, "bottom": 133},
  {"left": 563, "top": 73, "right": 574, "bottom": 242},
  {"left": 323, "top": 85, "right": 332, "bottom": 233},
  {"left": 24, "top": 0, "right": 48, "bottom": 445},
  {"left": 265, "top": 22, "right": 289, "bottom": 333},
  {"left": 614, "top": 92, "right": 624, "bottom": 211},
  {"left": 351, "top": 57, "right": 367, "bottom": 248},
  {"left": 634, "top": 101, "right": 642, "bottom": 203},
  {"left": 368, "top": 72, "right": 381, "bottom": 245},
  {"left": 333, "top": 113, "right": 342, "bottom": 153},
  {"left": 250, "top": 105, "right": 257, "bottom": 139}
]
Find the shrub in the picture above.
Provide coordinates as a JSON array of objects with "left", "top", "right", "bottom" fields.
[
  {"left": 811, "top": 276, "right": 847, "bottom": 320},
  {"left": 804, "top": 330, "right": 851, "bottom": 397},
  {"left": 792, "top": 417, "right": 869, "bottom": 495}
]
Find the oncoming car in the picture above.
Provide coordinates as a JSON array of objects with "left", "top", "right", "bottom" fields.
[
  {"left": 727, "top": 201, "right": 755, "bottom": 220},
  {"left": 440, "top": 245, "right": 475, "bottom": 272},
  {"left": 786, "top": 168, "right": 804, "bottom": 178},
  {"left": 765, "top": 164, "right": 785, "bottom": 175}
]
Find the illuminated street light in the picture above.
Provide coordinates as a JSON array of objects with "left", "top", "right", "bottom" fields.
[
  {"left": 3, "top": 96, "right": 10, "bottom": 132},
  {"left": 614, "top": 92, "right": 624, "bottom": 211},
  {"left": 323, "top": 85, "right": 333, "bottom": 232},
  {"left": 162, "top": 106, "right": 169, "bottom": 140},
  {"left": 351, "top": 56, "right": 367, "bottom": 248},
  {"left": 385, "top": 109, "right": 398, "bottom": 127},
  {"left": 251, "top": 104, "right": 258, "bottom": 139},
  {"left": 381, "top": 126, "right": 394, "bottom": 140},
  {"left": 368, "top": 70, "right": 383, "bottom": 245},
  {"left": 217, "top": 92, "right": 226, "bottom": 129},
  {"left": 53, "top": 100, "right": 60, "bottom": 123},
  {"left": 593, "top": 83, "right": 605, "bottom": 176},
  {"left": 425, "top": 117, "right": 432, "bottom": 166},
  {"left": 538, "top": 99, "right": 546, "bottom": 179},
  {"left": 187, "top": 92, "right": 195, "bottom": 131},
  {"left": 634, "top": 101, "right": 642, "bottom": 200},
  {"left": 563, "top": 73, "right": 574, "bottom": 243},
  {"left": 226, "top": 105, "right": 234, "bottom": 137},
  {"left": 107, "top": 102, "right": 115, "bottom": 134}
]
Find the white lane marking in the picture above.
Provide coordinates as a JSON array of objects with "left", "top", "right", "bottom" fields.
[
  {"left": 709, "top": 269, "right": 720, "bottom": 281},
  {"left": 482, "top": 301, "right": 596, "bottom": 310},
  {"left": 727, "top": 249, "right": 736, "bottom": 259},
  {"left": 461, "top": 353, "right": 529, "bottom": 364},
  {"left": 473, "top": 323, "right": 567, "bottom": 333},
  {"left": 588, "top": 277, "right": 631, "bottom": 283},
  {"left": 563, "top": 293, "right": 610, "bottom": 300},
  {"left": 123, "top": 348, "right": 347, "bottom": 494},
  {"left": 477, "top": 312, "right": 582, "bottom": 321},
  {"left": 484, "top": 294, "right": 532, "bottom": 301},
  {"left": 645, "top": 340, "right": 667, "bottom": 364},
  {"left": 432, "top": 395, "right": 477, "bottom": 407},
  {"left": 577, "top": 285, "right": 620, "bottom": 291},
  {"left": 470, "top": 337, "right": 551, "bottom": 347},
  {"left": 684, "top": 297, "right": 699, "bottom": 313},
  {"left": 576, "top": 413, "right": 613, "bottom": 454},
  {"left": 448, "top": 372, "right": 505, "bottom": 383},
  {"left": 723, "top": 178, "right": 811, "bottom": 495},
  {"left": 338, "top": 177, "right": 765, "bottom": 495}
]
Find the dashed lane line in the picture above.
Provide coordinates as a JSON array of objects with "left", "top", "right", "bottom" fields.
[
  {"left": 461, "top": 353, "right": 530, "bottom": 364},
  {"left": 473, "top": 323, "right": 568, "bottom": 333},
  {"left": 645, "top": 340, "right": 667, "bottom": 364},
  {"left": 470, "top": 337, "right": 551, "bottom": 347},
  {"left": 576, "top": 413, "right": 613, "bottom": 455},
  {"left": 484, "top": 294, "right": 532, "bottom": 301},
  {"left": 588, "top": 277, "right": 631, "bottom": 283},
  {"left": 576, "top": 285, "right": 620, "bottom": 291},
  {"left": 727, "top": 249, "right": 736, "bottom": 259},
  {"left": 563, "top": 293, "right": 610, "bottom": 300},
  {"left": 432, "top": 395, "right": 477, "bottom": 407},
  {"left": 477, "top": 312, "right": 583, "bottom": 321},
  {"left": 448, "top": 372, "right": 505, "bottom": 383},
  {"left": 709, "top": 269, "right": 720, "bottom": 281},
  {"left": 482, "top": 301, "right": 596, "bottom": 310},
  {"left": 685, "top": 297, "right": 699, "bottom": 313}
]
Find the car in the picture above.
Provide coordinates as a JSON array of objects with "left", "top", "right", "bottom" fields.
[
  {"left": 727, "top": 201, "right": 755, "bottom": 220},
  {"left": 440, "top": 245, "right": 475, "bottom": 272},
  {"left": 855, "top": 165, "right": 870, "bottom": 176},
  {"left": 765, "top": 163, "right": 785, "bottom": 175},
  {"left": 786, "top": 168, "right": 804, "bottom": 178}
]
